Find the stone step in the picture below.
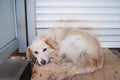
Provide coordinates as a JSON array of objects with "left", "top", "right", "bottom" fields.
[{"left": 0, "top": 59, "right": 31, "bottom": 80}]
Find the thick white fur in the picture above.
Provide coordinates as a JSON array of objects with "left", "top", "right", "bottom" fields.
[{"left": 27, "top": 27, "right": 103, "bottom": 74}]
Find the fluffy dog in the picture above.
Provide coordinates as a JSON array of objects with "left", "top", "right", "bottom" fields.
[{"left": 26, "top": 27, "right": 103, "bottom": 74}]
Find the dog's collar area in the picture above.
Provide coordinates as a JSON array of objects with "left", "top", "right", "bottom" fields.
[
  {"left": 31, "top": 60, "right": 41, "bottom": 67},
  {"left": 30, "top": 56, "right": 41, "bottom": 66}
]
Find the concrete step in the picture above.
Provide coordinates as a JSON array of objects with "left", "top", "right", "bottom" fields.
[{"left": 0, "top": 59, "right": 31, "bottom": 80}]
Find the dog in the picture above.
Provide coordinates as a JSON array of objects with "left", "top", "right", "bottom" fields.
[{"left": 26, "top": 27, "right": 103, "bottom": 74}]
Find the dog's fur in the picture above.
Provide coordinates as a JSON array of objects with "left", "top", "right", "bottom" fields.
[{"left": 26, "top": 27, "right": 103, "bottom": 75}]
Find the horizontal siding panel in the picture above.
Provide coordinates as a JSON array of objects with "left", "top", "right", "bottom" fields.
[
  {"left": 36, "top": 29, "right": 48, "bottom": 35},
  {"left": 36, "top": 21, "right": 120, "bottom": 28},
  {"left": 36, "top": 29, "right": 120, "bottom": 36},
  {"left": 79, "top": 29, "right": 120, "bottom": 36},
  {"left": 36, "top": 7, "right": 120, "bottom": 15},
  {"left": 36, "top": 0, "right": 120, "bottom": 7},
  {"left": 100, "top": 42, "right": 120, "bottom": 48},
  {"left": 36, "top": 15, "right": 120, "bottom": 21},
  {"left": 97, "top": 36, "right": 120, "bottom": 42}
]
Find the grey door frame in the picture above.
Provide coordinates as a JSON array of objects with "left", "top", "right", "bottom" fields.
[
  {"left": 15, "top": 0, "right": 36, "bottom": 52},
  {"left": 16, "top": 0, "right": 27, "bottom": 52},
  {"left": 26, "top": 0, "right": 36, "bottom": 45}
]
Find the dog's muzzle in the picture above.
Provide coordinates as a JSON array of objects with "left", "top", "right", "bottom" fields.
[{"left": 41, "top": 60, "right": 46, "bottom": 65}]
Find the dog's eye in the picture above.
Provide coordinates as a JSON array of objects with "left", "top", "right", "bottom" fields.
[
  {"left": 34, "top": 51, "right": 38, "bottom": 54},
  {"left": 43, "top": 48, "right": 47, "bottom": 52}
]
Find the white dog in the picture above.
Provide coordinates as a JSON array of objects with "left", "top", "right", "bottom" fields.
[{"left": 26, "top": 27, "right": 103, "bottom": 74}]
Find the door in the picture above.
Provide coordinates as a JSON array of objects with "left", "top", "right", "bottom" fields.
[{"left": 0, "top": 0, "right": 18, "bottom": 64}]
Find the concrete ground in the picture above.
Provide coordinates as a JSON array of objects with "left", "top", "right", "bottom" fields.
[{"left": 0, "top": 59, "right": 31, "bottom": 80}]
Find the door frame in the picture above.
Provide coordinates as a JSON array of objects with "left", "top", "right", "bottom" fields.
[{"left": 26, "top": 0, "right": 36, "bottom": 45}]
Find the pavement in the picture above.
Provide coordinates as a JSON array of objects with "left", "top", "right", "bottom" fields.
[{"left": 0, "top": 59, "right": 31, "bottom": 80}]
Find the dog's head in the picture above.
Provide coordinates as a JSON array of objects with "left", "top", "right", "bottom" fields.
[{"left": 26, "top": 38, "right": 58, "bottom": 65}]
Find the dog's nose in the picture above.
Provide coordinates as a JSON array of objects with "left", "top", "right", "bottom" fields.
[{"left": 41, "top": 60, "right": 46, "bottom": 65}]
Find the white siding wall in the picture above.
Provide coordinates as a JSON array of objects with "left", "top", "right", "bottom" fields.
[{"left": 35, "top": 0, "right": 120, "bottom": 48}]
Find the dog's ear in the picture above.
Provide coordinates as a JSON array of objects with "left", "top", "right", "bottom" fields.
[
  {"left": 45, "top": 38, "right": 58, "bottom": 49},
  {"left": 26, "top": 47, "right": 31, "bottom": 60}
]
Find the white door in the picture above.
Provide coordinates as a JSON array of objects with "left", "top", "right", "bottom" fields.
[{"left": 0, "top": 0, "right": 18, "bottom": 64}]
